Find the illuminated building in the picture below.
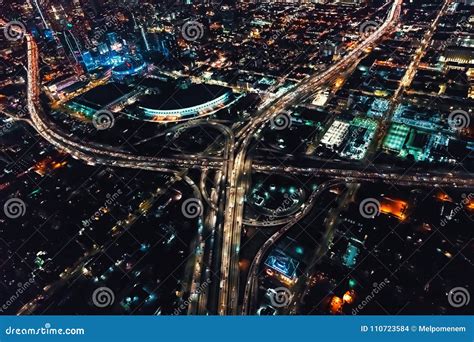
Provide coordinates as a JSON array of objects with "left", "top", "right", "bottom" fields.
[
  {"left": 405, "top": 129, "right": 430, "bottom": 161},
  {"left": 367, "top": 98, "right": 389, "bottom": 118},
  {"left": 62, "top": 30, "right": 84, "bottom": 64},
  {"left": 112, "top": 58, "right": 147, "bottom": 81},
  {"left": 466, "top": 199, "right": 474, "bottom": 211},
  {"left": 321, "top": 120, "right": 350, "bottom": 150},
  {"left": 329, "top": 296, "right": 343, "bottom": 314},
  {"left": 312, "top": 89, "right": 330, "bottom": 106},
  {"left": 340, "top": 118, "right": 378, "bottom": 160},
  {"left": 383, "top": 123, "right": 410, "bottom": 154},
  {"left": 435, "top": 191, "right": 453, "bottom": 203},
  {"left": 264, "top": 249, "right": 300, "bottom": 283},
  {"left": 140, "top": 92, "right": 232, "bottom": 120},
  {"left": 343, "top": 290, "right": 355, "bottom": 304},
  {"left": 45, "top": 74, "right": 85, "bottom": 100},
  {"left": 379, "top": 197, "right": 408, "bottom": 221},
  {"left": 98, "top": 43, "right": 110, "bottom": 56},
  {"left": 65, "top": 83, "right": 136, "bottom": 117},
  {"left": 442, "top": 46, "right": 474, "bottom": 66},
  {"left": 46, "top": 75, "right": 82, "bottom": 94},
  {"left": 33, "top": 157, "right": 67, "bottom": 176},
  {"left": 392, "top": 104, "right": 441, "bottom": 131},
  {"left": 137, "top": 84, "right": 234, "bottom": 122},
  {"left": 342, "top": 241, "right": 360, "bottom": 268},
  {"left": 108, "top": 32, "right": 119, "bottom": 46},
  {"left": 82, "top": 51, "right": 95, "bottom": 71},
  {"left": 141, "top": 26, "right": 150, "bottom": 51},
  {"left": 150, "top": 32, "right": 178, "bottom": 58}
]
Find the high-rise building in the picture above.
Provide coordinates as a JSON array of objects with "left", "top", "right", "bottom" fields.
[
  {"left": 107, "top": 32, "right": 119, "bottom": 46},
  {"left": 98, "top": 43, "right": 110, "bottom": 55},
  {"left": 62, "top": 30, "right": 83, "bottom": 64},
  {"left": 82, "top": 51, "right": 96, "bottom": 70},
  {"left": 150, "top": 32, "right": 178, "bottom": 58},
  {"left": 141, "top": 26, "right": 151, "bottom": 51}
]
